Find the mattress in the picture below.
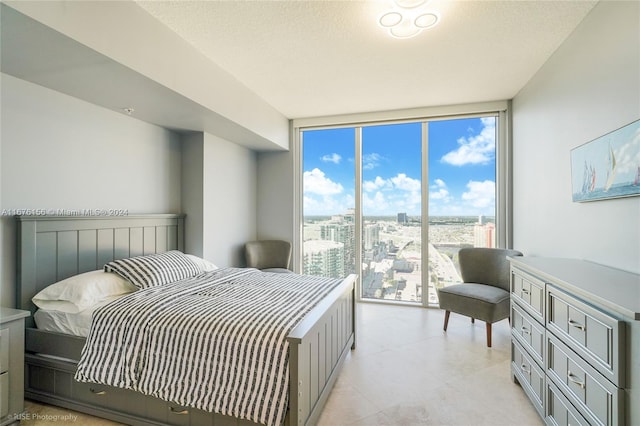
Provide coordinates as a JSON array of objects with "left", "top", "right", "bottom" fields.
[
  {"left": 33, "top": 295, "right": 124, "bottom": 337},
  {"left": 75, "top": 267, "right": 343, "bottom": 426}
]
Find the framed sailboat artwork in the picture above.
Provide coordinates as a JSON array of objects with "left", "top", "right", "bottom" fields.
[{"left": 571, "top": 118, "right": 640, "bottom": 202}]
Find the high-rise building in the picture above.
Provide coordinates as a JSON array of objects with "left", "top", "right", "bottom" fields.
[
  {"left": 303, "top": 240, "right": 345, "bottom": 278},
  {"left": 397, "top": 212, "right": 408, "bottom": 224},
  {"left": 363, "top": 223, "right": 380, "bottom": 251},
  {"left": 320, "top": 221, "right": 355, "bottom": 274},
  {"left": 344, "top": 208, "right": 355, "bottom": 223},
  {"left": 474, "top": 221, "right": 495, "bottom": 248}
]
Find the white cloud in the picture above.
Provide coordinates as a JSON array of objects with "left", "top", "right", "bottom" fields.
[
  {"left": 303, "top": 195, "right": 323, "bottom": 214},
  {"left": 441, "top": 117, "right": 496, "bottom": 166},
  {"left": 304, "top": 192, "right": 354, "bottom": 216},
  {"left": 362, "top": 174, "right": 420, "bottom": 194},
  {"left": 429, "top": 179, "right": 451, "bottom": 201},
  {"left": 321, "top": 153, "right": 342, "bottom": 164},
  {"left": 362, "top": 191, "right": 389, "bottom": 213},
  {"left": 363, "top": 153, "right": 384, "bottom": 170},
  {"left": 363, "top": 176, "right": 389, "bottom": 192},
  {"left": 303, "top": 168, "right": 343, "bottom": 195},
  {"left": 390, "top": 173, "right": 421, "bottom": 192},
  {"left": 361, "top": 173, "right": 422, "bottom": 214},
  {"left": 432, "top": 178, "right": 446, "bottom": 188},
  {"left": 462, "top": 180, "right": 495, "bottom": 209}
]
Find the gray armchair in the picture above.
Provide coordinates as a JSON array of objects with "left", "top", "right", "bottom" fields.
[
  {"left": 244, "top": 240, "right": 293, "bottom": 273},
  {"left": 437, "top": 247, "right": 523, "bottom": 347}
]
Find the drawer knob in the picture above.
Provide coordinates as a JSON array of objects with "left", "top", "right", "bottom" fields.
[
  {"left": 568, "top": 319, "right": 586, "bottom": 331},
  {"left": 520, "top": 363, "right": 530, "bottom": 374},
  {"left": 170, "top": 407, "right": 189, "bottom": 415},
  {"left": 521, "top": 289, "right": 530, "bottom": 295},
  {"left": 89, "top": 388, "right": 106, "bottom": 395},
  {"left": 520, "top": 326, "right": 531, "bottom": 335},
  {"left": 567, "top": 371, "right": 586, "bottom": 389}
]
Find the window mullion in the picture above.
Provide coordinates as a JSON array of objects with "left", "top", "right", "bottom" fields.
[
  {"left": 355, "top": 127, "right": 363, "bottom": 301},
  {"left": 422, "top": 121, "right": 429, "bottom": 308}
]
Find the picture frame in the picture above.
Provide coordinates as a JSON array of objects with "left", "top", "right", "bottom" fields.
[{"left": 571, "top": 119, "right": 640, "bottom": 202}]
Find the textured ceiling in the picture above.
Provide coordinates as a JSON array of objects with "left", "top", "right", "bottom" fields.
[{"left": 136, "top": 0, "right": 597, "bottom": 119}]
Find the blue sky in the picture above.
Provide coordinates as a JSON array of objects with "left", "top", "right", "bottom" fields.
[{"left": 303, "top": 117, "right": 496, "bottom": 217}]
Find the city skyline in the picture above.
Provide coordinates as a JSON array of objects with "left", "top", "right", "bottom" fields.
[
  {"left": 302, "top": 214, "right": 496, "bottom": 304},
  {"left": 303, "top": 117, "right": 497, "bottom": 217}
]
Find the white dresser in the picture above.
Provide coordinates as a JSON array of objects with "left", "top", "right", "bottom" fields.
[
  {"left": 509, "top": 257, "right": 639, "bottom": 426},
  {"left": 0, "top": 308, "right": 30, "bottom": 426}
]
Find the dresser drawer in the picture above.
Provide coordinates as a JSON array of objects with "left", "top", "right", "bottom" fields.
[
  {"left": 547, "top": 334, "right": 623, "bottom": 426},
  {"left": 547, "top": 285, "right": 624, "bottom": 386},
  {"left": 0, "top": 329, "right": 8, "bottom": 374},
  {"left": 545, "top": 379, "right": 589, "bottom": 426},
  {"left": 511, "top": 302, "right": 545, "bottom": 366},
  {"left": 511, "top": 268, "right": 545, "bottom": 323},
  {"left": 512, "top": 339, "right": 544, "bottom": 418}
]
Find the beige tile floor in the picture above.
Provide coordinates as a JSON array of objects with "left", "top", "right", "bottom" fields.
[
  {"left": 22, "top": 303, "right": 542, "bottom": 426},
  {"left": 317, "top": 303, "right": 542, "bottom": 426}
]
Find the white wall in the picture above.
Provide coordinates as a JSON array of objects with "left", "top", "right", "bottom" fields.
[
  {"left": 180, "top": 131, "right": 258, "bottom": 268},
  {"left": 181, "top": 132, "right": 205, "bottom": 258},
  {"left": 0, "top": 74, "right": 182, "bottom": 307},
  {"left": 0, "top": 75, "right": 263, "bottom": 309},
  {"left": 257, "top": 150, "right": 295, "bottom": 240},
  {"left": 512, "top": 1, "right": 640, "bottom": 273},
  {"left": 202, "top": 134, "right": 257, "bottom": 267}
]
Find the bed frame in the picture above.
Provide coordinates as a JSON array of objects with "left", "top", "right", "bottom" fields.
[{"left": 16, "top": 214, "right": 357, "bottom": 426}]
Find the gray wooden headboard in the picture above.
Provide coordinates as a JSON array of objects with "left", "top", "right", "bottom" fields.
[{"left": 16, "top": 214, "right": 184, "bottom": 327}]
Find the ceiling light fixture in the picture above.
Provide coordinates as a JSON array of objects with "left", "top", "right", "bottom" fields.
[{"left": 379, "top": 0, "right": 440, "bottom": 39}]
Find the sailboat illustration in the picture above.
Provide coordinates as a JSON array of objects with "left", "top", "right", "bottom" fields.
[
  {"left": 581, "top": 162, "right": 589, "bottom": 193},
  {"left": 604, "top": 144, "right": 617, "bottom": 192},
  {"left": 582, "top": 161, "right": 596, "bottom": 194}
]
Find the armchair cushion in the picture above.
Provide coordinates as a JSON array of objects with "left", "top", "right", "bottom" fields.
[{"left": 437, "top": 283, "right": 510, "bottom": 324}]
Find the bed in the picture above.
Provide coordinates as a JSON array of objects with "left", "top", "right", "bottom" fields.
[{"left": 16, "top": 214, "right": 357, "bottom": 426}]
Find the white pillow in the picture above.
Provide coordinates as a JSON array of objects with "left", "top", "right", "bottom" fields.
[
  {"left": 32, "top": 270, "right": 138, "bottom": 313},
  {"left": 185, "top": 254, "right": 219, "bottom": 272}
]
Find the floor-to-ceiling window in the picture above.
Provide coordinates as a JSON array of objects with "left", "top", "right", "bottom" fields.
[
  {"left": 301, "top": 128, "right": 356, "bottom": 278},
  {"left": 361, "top": 123, "right": 423, "bottom": 303},
  {"left": 426, "top": 117, "right": 497, "bottom": 305},
  {"left": 296, "top": 105, "right": 507, "bottom": 307}
]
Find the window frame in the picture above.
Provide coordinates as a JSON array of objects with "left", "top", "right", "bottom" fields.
[{"left": 293, "top": 101, "right": 512, "bottom": 306}]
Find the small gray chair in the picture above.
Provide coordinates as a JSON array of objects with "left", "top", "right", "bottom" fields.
[
  {"left": 244, "top": 240, "right": 293, "bottom": 273},
  {"left": 437, "top": 247, "right": 523, "bottom": 347}
]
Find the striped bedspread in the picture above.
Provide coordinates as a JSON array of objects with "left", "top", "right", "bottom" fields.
[{"left": 74, "top": 268, "right": 343, "bottom": 426}]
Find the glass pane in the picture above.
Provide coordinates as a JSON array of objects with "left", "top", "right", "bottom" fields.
[
  {"left": 427, "top": 117, "right": 497, "bottom": 305},
  {"left": 302, "top": 128, "right": 356, "bottom": 278},
  {"left": 361, "top": 123, "right": 422, "bottom": 303}
]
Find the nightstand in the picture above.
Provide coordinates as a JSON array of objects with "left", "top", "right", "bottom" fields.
[{"left": 0, "top": 308, "right": 30, "bottom": 426}]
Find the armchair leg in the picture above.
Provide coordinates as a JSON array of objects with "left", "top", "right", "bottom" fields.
[
  {"left": 443, "top": 310, "right": 450, "bottom": 331},
  {"left": 471, "top": 317, "right": 475, "bottom": 324},
  {"left": 486, "top": 323, "right": 492, "bottom": 347}
]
